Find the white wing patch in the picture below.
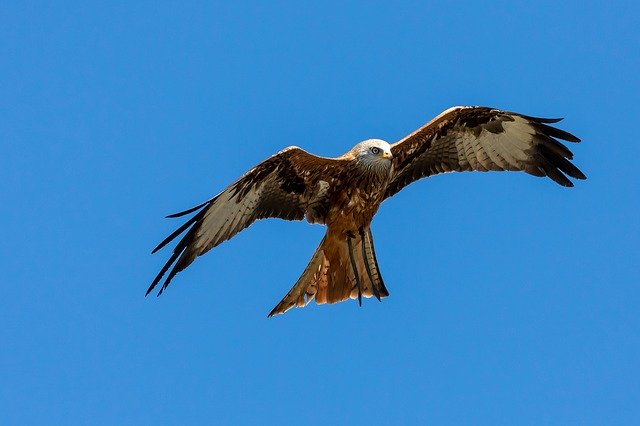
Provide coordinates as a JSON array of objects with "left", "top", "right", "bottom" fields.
[
  {"left": 454, "top": 115, "right": 543, "bottom": 172},
  {"left": 386, "top": 107, "right": 584, "bottom": 198},
  {"left": 500, "top": 116, "right": 539, "bottom": 160},
  {"left": 480, "top": 116, "right": 534, "bottom": 170},
  {"left": 194, "top": 185, "right": 261, "bottom": 253}
]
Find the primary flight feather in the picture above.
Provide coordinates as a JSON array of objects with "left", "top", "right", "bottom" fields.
[{"left": 148, "top": 106, "right": 585, "bottom": 316}]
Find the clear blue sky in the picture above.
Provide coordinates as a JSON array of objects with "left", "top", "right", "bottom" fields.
[{"left": 2, "top": 1, "right": 638, "bottom": 425}]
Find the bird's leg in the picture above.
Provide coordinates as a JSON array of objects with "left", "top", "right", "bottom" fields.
[
  {"left": 359, "top": 227, "right": 381, "bottom": 302},
  {"left": 346, "top": 231, "right": 362, "bottom": 306}
]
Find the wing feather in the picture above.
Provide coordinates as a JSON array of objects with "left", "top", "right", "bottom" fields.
[
  {"left": 147, "top": 147, "right": 344, "bottom": 296},
  {"left": 385, "top": 106, "right": 585, "bottom": 198}
]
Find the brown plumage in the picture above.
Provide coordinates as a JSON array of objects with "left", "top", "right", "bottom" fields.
[{"left": 147, "top": 106, "right": 586, "bottom": 316}]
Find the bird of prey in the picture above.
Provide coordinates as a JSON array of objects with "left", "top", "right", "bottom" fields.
[{"left": 147, "top": 106, "right": 585, "bottom": 316}]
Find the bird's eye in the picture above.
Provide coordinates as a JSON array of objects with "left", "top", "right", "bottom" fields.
[{"left": 371, "top": 147, "right": 381, "bottom": 155}]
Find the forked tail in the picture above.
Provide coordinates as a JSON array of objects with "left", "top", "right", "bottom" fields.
[{"left": 268, "top": 227, "right": 389, "bottom": 316}]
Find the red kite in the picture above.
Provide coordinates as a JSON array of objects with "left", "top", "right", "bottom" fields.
[{"left": 147, "top": 106, "right": 585, "bottom": 316}]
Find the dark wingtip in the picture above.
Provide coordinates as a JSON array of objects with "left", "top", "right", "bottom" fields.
[
  {"left": 152, "top": 210, "right": 203, "bottom": 254},
  {"left": 148, "top": 198, "right": 208, "bottom": 298},
  {"left": 520, "top": 114, "right": 563, "bottom": 124},
  {"left": 535, "top": 144, "right": 586, "bottom": 187},
  {"left": 533, "top": 122, "right": 581, "bottom": 143},
  {"left": 267, "top": 304, "right": 282, "bottom": 317},
  {"left": 518, "top": 113, "right": 581, "bottom": 143},
  {"left": 146, "top": 245, "right": 185, "bottom": 298},
  {"left": 145, "top": 277, "right": 161, "bottom": 297},
  {"left": 166, "top": 198, "right": 212, "bottom": 218},
  {"left": 145, "top": 280, "right": 160, "bottom": 297},
  {"left": 145, "top": 281, "right": 159, "bottom": 297}
]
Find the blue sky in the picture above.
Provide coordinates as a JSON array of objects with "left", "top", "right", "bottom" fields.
[{"left": 2, "top": 1, "right": 639, "bottom": 424}]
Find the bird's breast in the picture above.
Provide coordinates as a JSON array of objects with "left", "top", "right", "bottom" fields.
[
  {"left": 305, "top": 164, "right": 391, "bottom": 234},
  {"left": 325, "top": 182, "right": 387, "bottom": 235}
]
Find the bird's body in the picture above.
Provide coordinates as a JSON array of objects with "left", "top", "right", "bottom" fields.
[
  {"left": 314, "top": 140, "right": 393, "bottom": 231},
  {"left": 148, "top": 106, "right": 586, "bottom": 316}
]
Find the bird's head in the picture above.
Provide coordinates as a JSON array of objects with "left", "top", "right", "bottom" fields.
[{"left": 350, "top": 139, "right": 393, "bottom": 173}]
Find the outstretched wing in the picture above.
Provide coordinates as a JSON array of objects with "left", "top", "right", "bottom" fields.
[
  {"left": 147, "top": 147, "right": 343, "bottom": 296},
  {"left": 385, "top": 106, "right": 586, "bottom": 199}
]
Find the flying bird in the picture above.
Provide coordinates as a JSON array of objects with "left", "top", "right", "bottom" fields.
[{"left": 147, "top": 106, "right": 585, "bottom": 316}]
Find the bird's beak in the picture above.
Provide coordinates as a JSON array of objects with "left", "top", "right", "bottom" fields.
[{"left": 383, "top": 151, "right": 392, "bottom": 160}]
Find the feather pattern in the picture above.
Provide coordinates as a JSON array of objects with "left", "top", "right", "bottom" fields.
[
  {"left": 148, "top": 106, "right": 585, "bottom": 316},
  {"left": 385, "top": 106, "right": 586, "bottom": 198},
  {"left": 268, "top": 227, "right": 389, "bottom": 316},
  {"left": 147, "top": 147, "right": 346, "bottom": 296}
]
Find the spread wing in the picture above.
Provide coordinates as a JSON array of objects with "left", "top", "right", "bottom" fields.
[
  {"left": 385, "top": 106, "right": 586, "bottom": 199},
  {"left": 147, "top": 147, "right": 344, "bottom": 296}
]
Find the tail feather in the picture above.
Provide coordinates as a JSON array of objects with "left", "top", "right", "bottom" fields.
[
  {"left": 361, "top": 228, "right": 389, "bottom": 300},
  {"left": 268, "top": 227, "right": 388, "bottom": 317},
  {"left": 267, "top": 236, "right": 329, "bottom": 317}
]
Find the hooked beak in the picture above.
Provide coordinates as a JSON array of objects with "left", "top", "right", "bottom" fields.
[{"left": 383, "top": 151, "right": 393, "bottom": 160}]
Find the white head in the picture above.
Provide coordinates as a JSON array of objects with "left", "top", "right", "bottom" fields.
[{"left": 350, "top": 139, "right": 393, "bottom": 174}]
